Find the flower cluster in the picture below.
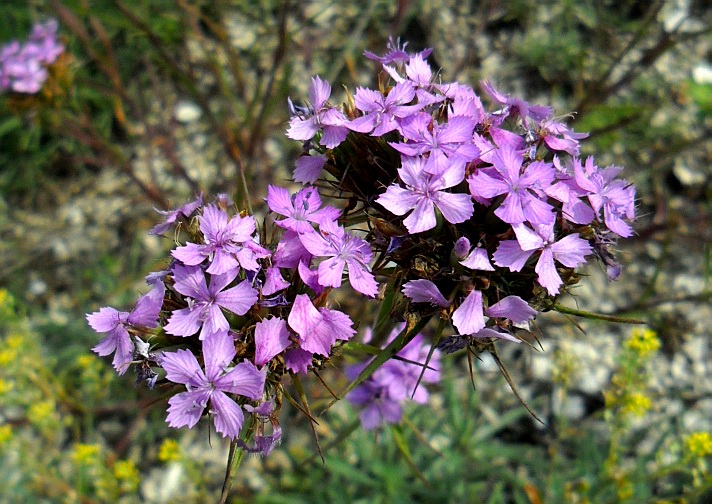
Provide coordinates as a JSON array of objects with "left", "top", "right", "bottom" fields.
[
  {"left": 286, "top": 38, "right": 636, "bottom": 351},
  {"left": 0, "top": 20, "right": 63, "bottom": 94},
  {"left": 88, "top": 39, "right": 637, "bottom": 452},
  {"left": 88, "top": 190, "right": 371, "bottom": 447}
]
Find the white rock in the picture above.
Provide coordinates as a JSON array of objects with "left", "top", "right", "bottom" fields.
[{"left": 174, "top": 101, "right": 202, "bottom": 123}]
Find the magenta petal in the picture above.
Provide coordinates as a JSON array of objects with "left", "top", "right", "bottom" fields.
[
  {"left": 215, "top": 361, "right": 265, "bottom": 400},
  {"left": 87, "top": 307, "right": 121, "bottom": 333},
  {"left": 215, "top": 280, "right": 258, "bottom": 316},
  {"left": 402, "top": 280, "right": 449, "bottom": 307},
  {"left": 172, "top": 242, "right": 207, "bottom": 266},
  {"left": 317, "top": 256, "right": 346, "bottom": 288},
  {"left": 451, "top": 290, "right": 485, "bottom": 335},
  {"left": 111, "top": 330, "right": 134, "bottom": 375},
  {"left": 164, "top": 306, "right": 203, "bottom": 337},
  {"left": 202, "top": 331, "right": 236, "bottom": 382},
  {"left": 210, "top": 391, "right": 245, "bottom": 439},
  {"left": 287, "top": 117, "right": 318, "bottom": 141},
  {"left": 166, "top": 390, "right": 209, "bottom": 429},
  {"left": 460, "top": 247, "right": 495, "bottom": 271},
  {"left": 375, "top": 185, "right": 422, "bottom": 216},
  {"left": 254, "top": 317, "right": 292, "bottom": 366},
  {"left": 162, "top": 348, "right": 206, "bottom": 386},
  {"left": 128, "top": 281, "right": 165, "bottom": 327},
  {"left": 550, "top": 233, "right": 592, "bottom": 268},
  {"left": 493, "top": 240, "right": 534, "bottom": 272},
  {"left": 287, "top": 294, "right": 322, "bottom": 342},
  {"left": 535, "top": 247, "right": 563, "bottom": 295},
  {"left": 262, "top": 266, "right": 290, "bottom": 296},
  {"left": 346, "top": 259, "right": 378, "bottom": 297},
  {"left": 172, "top": 264, "right": 210, "bottom": 301},
  {"left": 435, "top": 192, "right": 474, "bottom": 224},
  {"left": 284, "top": 347, "right": 313, "bottom": 374},
  {"left": 92, "top": 332, "right": 118, "bottom": 357},
  {"left": 294, "top": 154, "right": 327, "bottom": 184},
  {"left": 485, "top": 296, "right": 537, "bottom": 323},
  {"left": 403, "top": 198, "right": 436, "bottom": 233}
]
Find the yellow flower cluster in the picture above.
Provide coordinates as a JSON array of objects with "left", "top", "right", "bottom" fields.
[
  {"left": 686, "top": 432, "right": 712, "bottom": 458},
  {"left": 114, "top": 460, "right": 140, "bottom": 492},
  {"left": 71, "top": 443, "right": 101, "bottom": 464},
  {"left": 625, "top": 328, "right": 660, "bottom": 358},
  {"left": 27, "top": 399, "right": 57, "bottom": 427},
  {"left": 158, "top": 438, "right": 182, "bottom": 462},
  {"left": 621, "top": 392, "right": 652, "bottom": 417},
  {"left": 0, "top": 424, "right": 12, "bottom": 446}
]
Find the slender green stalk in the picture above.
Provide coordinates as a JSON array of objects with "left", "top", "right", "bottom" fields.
[
  {"left": 553, "top": 303, "right": 646, "bottom": 324},
  {"left": 220, "top": 417, "right": 255, "bottom": 504}
]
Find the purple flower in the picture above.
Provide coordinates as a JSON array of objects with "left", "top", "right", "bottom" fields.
[
  {"left": 486, "top": 296, "right": 538, "bottom": 323},
  {"left": 573, "top": 157, "right": 636, "bottom": 237},
  {"left": 172, "top": 204, "right": 269, "bottom": 275},
  {"left": 287, "top": 76, "right": 350, "bottom": 148},
  {"left": 162, "top": 332, "right": 265, "bottom": 439},
  {"left": 376, "top": 155, "right": 474, "bottom": 234},
  {"left": 493, "top": 223, "right": 593, "bottom": 295},
  {"left": 346, "top": 326, "right": 440, "bottom": 429},
  {"left": 149, "top": 194, "right": 203, "bottom": 235},
  {"left": 298, "top": 220, "right": 378, "bottom": 297},
  {"left": 88, "top": 281, "right": 165, "bottom": 375},
  {"left": 0, "top": 20, "right": 63, "bottom": 94},
  {"left": 266, "top": 185, "right": 340, "bottom": 234},
  {"left": 480, "top": 81, "right": 552, "bottom": 126},
  {"left": 346, "top": 362, "right": 403, "bottom": 429},
  {"left": 287, "top": 294, "right": 355, "bottom": 356},
  {"left": 164, "top": 265, "right": 257, "bottom": 340},
  {"left": 348, "top": 81, "right": 421, "bottom": 136},
  {"left": 363, "top": 36, "right": 432, "bottom": 67},
  {"left": 468, "top": 145, "right": 555, "bottom": 226},
  {"left": 391, "top": 113, "right": 479, "bottom": 164}
]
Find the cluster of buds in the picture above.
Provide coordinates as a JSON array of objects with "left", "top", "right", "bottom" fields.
[
  {"left": 0, "top": 20, "right": 63, "bottom": 94},
  {"left": 87, "top": 38, "right": 636, "bottom": 446}
]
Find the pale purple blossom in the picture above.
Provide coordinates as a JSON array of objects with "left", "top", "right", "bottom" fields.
[
  {"left": 376, "top": 154, "right": 474, "bottom": 234},
  {"left": 363, "top": 36, "right": 432, "bottom": 67},
  {"left": 347, "top": 81, "right": 421, "bottom": 136},
  {"left": 149, "top": 194, "right": 203, "bottom": 235},
  {"left": 298, "top": 219, "right": 378, "bottom": 297},
  {"left": 573, "top": 157, "right": 636, "bottom": 237},
  {"left": 392, "top": 113, "right": 479, "bottom": 164},
  {"left": 261, "top": 266, "right": 290, "bottom": 296},
  {"left": 266, "top": 185, "right": 340, "bottom": 233},
  {"left": 172, "top": 204, "right": 270, "bottom": 275},
  {"left": 493, "top": 223, "right": 593, "bottom": 295},
  {"left": 88, "top": 281, "right": 165, "bottom": 375},
  {"left": 481, "top": 81, "right": 552, "bottom": 126},
  {"left": 287, "top": 76, "right": 350, "bottom": 148},
  {"left": 162, "top": 332, "right": 265, "bottom": 439},
  {"left": 0, "top": 20, "right": 63, "bottom": 94},
  {"left": 164, "top": 265, "right": 258, "bottom": 340},
  {"left": 468, "top": 145, "right": 555, "bottom": 226}
]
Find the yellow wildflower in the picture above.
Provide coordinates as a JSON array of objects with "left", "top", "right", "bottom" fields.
[
  {"left": 114, "top": 460, "right": 140, "bottom": 492},
  {"left": 625, "top": 328, "right": 660, "bottom": 358},
  {"left": 72, "top": 443, "right": 101, "bottom": 464},
  {"left": 686, "top": 432, "right": 712, "bottom": 458},
  {"left": 158, "top": 438, "right": 182, "bottom": 462},
  {"left": 621, "top": 392, "right": 652, "bottom": 416},
  {"left": 0, "top": 424, "right": 12, "bottom": 445}
]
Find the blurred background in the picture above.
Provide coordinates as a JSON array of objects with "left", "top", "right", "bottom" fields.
[{"left": 0, "top": 1, "right": 710, "bottom": 502}]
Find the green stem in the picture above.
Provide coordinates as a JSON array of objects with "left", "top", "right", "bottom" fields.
[
  {"left": 219, "top": 417, "right": 255, "bottom": 504},
  {"left": 553, "top": 304, "right": 646, "bottom": 325}
]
